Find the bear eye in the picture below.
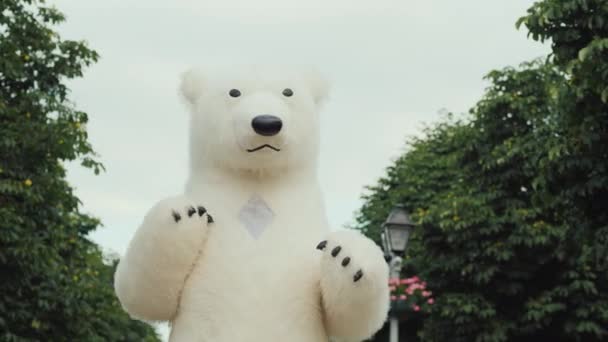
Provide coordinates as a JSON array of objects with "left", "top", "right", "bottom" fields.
[
  {"left": 229, "top": 89, "right": 241, "bottom": 98},
  {"left": 282, "top": 88, "right": 294, "bottom": 97}
]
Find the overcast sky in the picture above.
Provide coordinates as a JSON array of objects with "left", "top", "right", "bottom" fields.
[{"left": 52, "top": 0, "right": 547, "bottom": 338}]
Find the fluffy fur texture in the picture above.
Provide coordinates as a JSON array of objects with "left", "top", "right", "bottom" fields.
[{"left": 114, "top": 66, "right": 389, "bottom": 342}]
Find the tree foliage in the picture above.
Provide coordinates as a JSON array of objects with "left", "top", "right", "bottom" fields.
[
  {"left": 356, "top": 0, "right": 608, "bottom": 341},
  {"left": 0, "top": 1, "right": 159, "bottom": 340}
]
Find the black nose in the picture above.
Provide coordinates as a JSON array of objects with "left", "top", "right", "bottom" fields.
[{"left": 251, "top": 115, "right": 282, "bottom": 136}]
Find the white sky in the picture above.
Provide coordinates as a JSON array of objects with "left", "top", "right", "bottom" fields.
[{"left": 52, "top": 0, "right": 547, "bottom": 339}]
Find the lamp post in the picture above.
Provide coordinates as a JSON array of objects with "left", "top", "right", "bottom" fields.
[{"left": 382, "top": 205, "right": 416, "bottom": 342}]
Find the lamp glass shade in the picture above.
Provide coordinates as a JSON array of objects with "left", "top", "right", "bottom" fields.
[
  {"left": 385, "top": 224, "right": 411, "bottom": 253},
  {"left": 381, "top": 232, "right": 389, "bottom": 253}
]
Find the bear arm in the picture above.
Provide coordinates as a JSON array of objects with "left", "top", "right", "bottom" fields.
[
  {"left": 318, "top": 230, "right": 390, "bottom": 340},
  {"left": 114, "top": 198, "right": 208, "bottom": 321}
]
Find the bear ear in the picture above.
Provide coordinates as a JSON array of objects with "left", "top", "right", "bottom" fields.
[
  {"left": 304, "top": 68, "right": 330, "bottom": 106},
  {"left": 179, "top": 68, "right": 205, "bottom": 105}
]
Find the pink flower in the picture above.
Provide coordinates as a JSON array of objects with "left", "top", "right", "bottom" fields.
[
  {"left": 399, "top": 295, "right": 407, "bottom": 300},
  {"left": 422, "top": 291, "right": 432, "bottom": 297},
  {"left": 389, "top": 278, "right": 400, "bottom": 285},
  {"left": 403, "top": 277, "right": 418, "bottom": 284},
  {"left": 408, "top": 284, "right": 423, "bottom": 294},
  {"left": 427, "top": 298, "right": 434, "bottom": 304},
  {"left": 413, "top": 305, "right": 420, "bottom": 312},
  {"left": 389, "top": 286, "right": 396, "bottom": 291},
  {"left": 406, "top": 288, "right": 414, "bottom": 295},
  {"left": 390, "top": 295, "right": 397, "bottom": 301}
]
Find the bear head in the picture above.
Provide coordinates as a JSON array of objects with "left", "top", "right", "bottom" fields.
[{"left": 180, "top": 66, "right": 329, "bottom": 175}]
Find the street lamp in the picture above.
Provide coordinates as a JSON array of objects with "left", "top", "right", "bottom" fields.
[
  {"left": 383, "top": 205, "right": 415, "bottom": 254},
  {"left": 382, "top": 205, "right": 416, "bottom": 342}
]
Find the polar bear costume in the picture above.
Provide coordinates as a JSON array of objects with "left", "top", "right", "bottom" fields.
[{"left": 114, "top": 66, "right": 389, "bottom": 342}]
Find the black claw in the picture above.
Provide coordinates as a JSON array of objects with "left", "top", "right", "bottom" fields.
[
  {"left": 187, "top": 206, "right": 196, "bottom": 217},
  {"left": 172, "top": 210, "right": 181, "bottom": 222},
  {"left": 207, "top": 214, "right": 214, "bottom": 224},
  {"left": 316, "top": 240, "right": 328, "bottom": 250},
  {"left": 342, "top": 257, "right": 351, "bottom": 267},
  {"left": 331, "top": 246, "right": 342, "bottom": 257},
  {"left": 353, "top": 269, "right": 363, "bottom": 282},
  {"left": 197, "top": 206, "right": 207, "bottom": 217}
]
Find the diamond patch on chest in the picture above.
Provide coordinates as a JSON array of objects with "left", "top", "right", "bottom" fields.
[{"left": 238, "top": 194, "right": 274, "bottom": 239}]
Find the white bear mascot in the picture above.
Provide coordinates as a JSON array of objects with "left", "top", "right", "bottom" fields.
[{"left": 114, "top": 66, "right": 389, "bottom": 342}]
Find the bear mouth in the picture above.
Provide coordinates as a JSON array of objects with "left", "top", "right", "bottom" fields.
[{"left": 247, "top": 144, "right": 281, "bottom": 153}]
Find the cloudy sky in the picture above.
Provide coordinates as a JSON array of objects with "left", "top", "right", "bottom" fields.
[{"left": 53, "top": 0, "right": 547, "bottom": 338}]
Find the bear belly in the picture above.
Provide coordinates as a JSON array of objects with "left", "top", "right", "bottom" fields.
[{"left": 169, "top": 215, "right": 329, "bottom": 342}]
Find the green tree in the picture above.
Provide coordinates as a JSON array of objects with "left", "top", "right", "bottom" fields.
[
  {"left": 356, "top": 0, "right": 608, "bottom": 341},
  {"left": 0, "top": 1, "right": 159, "bottom": 340}
]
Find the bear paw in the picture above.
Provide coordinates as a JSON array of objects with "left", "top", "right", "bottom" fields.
[
  {"left": 316, "top": 240, "right": 366, "bottom": 283},
  {"left": 170, "top": 204, "right": 214, "bottom": 225},
  {"left": 143, "top": 196, "right": 214, "bottom": 245},
  {"left": 317, "top": 230, "right": 387, "bottom": 288}
]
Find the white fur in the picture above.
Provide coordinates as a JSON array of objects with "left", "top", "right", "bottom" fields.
[{"left": 114, "top": 66, "right": 389, "bottom": 342}]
